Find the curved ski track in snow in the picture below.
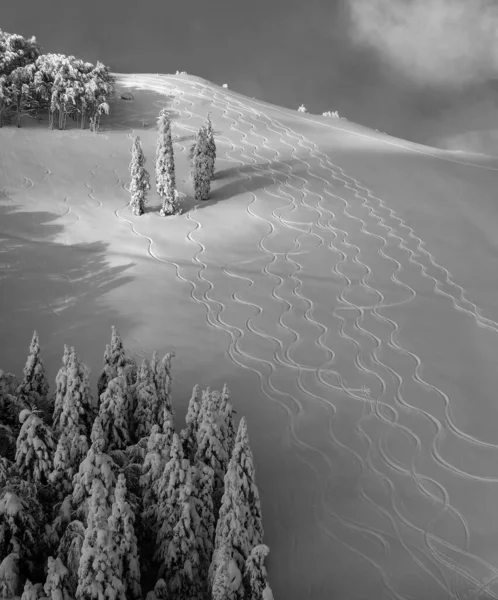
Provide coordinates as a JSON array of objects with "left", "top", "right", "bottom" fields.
[{"left": 116, "top": 75, "right": 498, "bottom": 599}]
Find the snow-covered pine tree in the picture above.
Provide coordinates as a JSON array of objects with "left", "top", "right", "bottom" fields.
[
  {"left": 243, "top": 545, "right": 274, "bottom": 600},
  {"left": 180, "top": 384, "right": 202, "bottom": 462},
  {"left": 154, "top": 434, "right": 191, "bottom": 570},
  {"left": 139, "top": 425, "right": 173, "bottom": 521},
  {"left": 0, "top": 457, "right": 11, "bottom": 488},
  {"left": 144, "top": 578, "right": 168, "bottom": 600},
  {"left": 228, "top": 417, "right": 264, "bottom": 548},
  {"left": 71, "top": 428, "right": 117, "bottom": 522},
  {"left": 20, "top": 578, "right": 44, "bottom": 600},
  {"left": 161, "top": 496, "right": 203, "bottom": 599},
  {"left": 211, "top": 543, "right": 243, "bottom": 600},
  {"left": 52, "top": 344, "right": 71, "bottom": 433},
  {"left": 133, "top": 359, "right": 160, "bottom": 440},
  {"left": 194, "top": 390, "right": 229, "bottom": 517},
  {"left": 191, "top": 462, "right": 216, "bottom": 583},
  {"left": 56, "top": 520, "right": 86, "bottom": 598},
  {"left": 50, "top": 428, "right": 89, "bottom": 499},
  {"left": 155, "top": 109, "right": 180, "bottom": 216},
  {"left": 98, "top": 376, "right": 131, "bottom": 451},
  {"left": 0, "top": 370, "right": 21, "bottom": 459},
  {"left": 129, "top": 135, "right": 150, "bottom": 216},
  {"left": 17, "top": 330, "right": 50, "bottom": 413},
  {"left": 204, "top": 113, "right": 216, "bottom": 181},
  {"left": 0, "top": 552, "right": 22, "bottom": 598},
  {"left": 108, "top": 474, "right": 142, "bottom": 600},
  {"left": 59, "top": 348, "right": 95, "bottom": 439},
  {"left": 75, "top": 478, "right": 125, "bottom": 600},
  {"left": 44, "top": 556, "right": 72, "bottom": 600},
  {"left": 219, "top": 383, "right": 236, "bottom": 458},
  {"left": 0, "top": 480, "right": 45, "bottom": 581},
  {"left": 190, "top": 125, "right": 211, "bottom": 201},
  {"left": 211, "top": 417, "right": 264, "bottom": 579},
  {"left": 15, "top": 409, "right": 56, "bottom": 485},
  {"left": 155, "top": 352, "right": 175, "bottom": 423}
]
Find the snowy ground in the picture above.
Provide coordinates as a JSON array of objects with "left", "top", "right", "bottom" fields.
[{"left": 2, "top": 73, "right": 498, "bottom": 599}]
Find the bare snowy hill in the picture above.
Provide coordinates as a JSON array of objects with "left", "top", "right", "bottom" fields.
[{"left": 2, "top": 72, "right": 498, "bottom": 600}]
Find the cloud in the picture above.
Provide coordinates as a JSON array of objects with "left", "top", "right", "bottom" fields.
[{"left": 346, "top": 0, "right": 498, "bottom": 87}]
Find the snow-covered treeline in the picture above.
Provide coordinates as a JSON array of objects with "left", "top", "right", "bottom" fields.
[
  {"left": 0, "top": 328, "right": 274, "bottom": 600},
  {"left": 0, "top": 29, "right": 114, "bottom": 131}
]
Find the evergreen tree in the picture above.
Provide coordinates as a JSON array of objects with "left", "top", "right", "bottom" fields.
[
  {"left": 133, "top": 359, "right": 160, "bottom": 440},
  {"left": 52, "top": 344, "right": 71, "bottom": 433},
  {"left": 140, "top": 424, "right": 174, "bottom": 521},
  {"left": 50, "top": 428, "right": 89, "bottom": 499},
  {"left": 219, "top": 383, "right": 236, "bottom": 458},
  {"left": 129, "top": 136, "right": 150, "bottom": 216},
  {"left": 44, "top": 556, "right": 72, "bottom": 600},
  {"left": 0, "top": 553, "right": 22, "bottom": 598},
  {"left": 212, "top": 418, "right": 264, "bottom": 577},
  {"left": 154, "top": 434, "right": 190, "bottom": 570},
  {"left": 155, "top": 352, "right": 174, "bottom": 422},
  {"left": 17, "top": 330, "right": 50, "bottom": 412},
  {"left": 56, "top": 520, "right": 86, "bottom": 598},
  {"left": 108, "top": 474, "right": 142, "bottom": 600},
  {"left": 179, "top": 385, "right": 201, "bottom": 462},
  {"left": 211, "top": 544, "right": 243, "bottom": 600},
  {"left": 75, "top": 478, "right": 125, "bottom": 600},
  {"left": 191, "top": 462, "right": 216, "bottom": 583},
  {"left": 204, "top": 113, "right": 216, "bottom": 181},
  {"left": 243, "top": 545, "right": 274, "bottom": 600},
  {"left": 145, "top": 578, "right": 168, "bottom": 600},
  {"left": 155, "top": 109, "right": 180, "bottom": 216},
  {"left": 59, "top": 348, "right": 95, "bottom": 439},
  {"left": 162, "top": 497, "right": 202, "bottom": 599},
  {"left": 15, "top": 408, "right": 56, "bottom": 485},
  {"left": 0, "top": 479, "right": 45, "bottom": 579},
  {"left": 98, "top": 376, "right": 131, "bottom": 451},
  {"left": 195, "top": 391, "right": 229, "bottom": 517},
  {"left": 190, "top": 125, "right": 211, "bottom": 202},
  {"left": 20, "top": 578, "right": 44, "bottom": 600},
  {"left": 71, "top": 429, "right": 117, "bottom": 521}
]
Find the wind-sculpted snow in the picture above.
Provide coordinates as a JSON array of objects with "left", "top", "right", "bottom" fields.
[{"left": 116, "top": 74, "right": 498, "bottom": 600}]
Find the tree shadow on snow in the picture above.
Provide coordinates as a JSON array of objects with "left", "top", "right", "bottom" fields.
[{"left": 0, "top": 202, "right": 138, "bottom": 389}]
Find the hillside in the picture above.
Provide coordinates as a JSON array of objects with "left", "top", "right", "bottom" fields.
[{"left": 3, "top": 72, "right": 498, "bottom": 599}]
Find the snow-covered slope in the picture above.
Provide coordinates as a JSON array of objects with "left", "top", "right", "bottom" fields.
[{"left": 2, "top": 72, "right": 498, "bottom": 600}]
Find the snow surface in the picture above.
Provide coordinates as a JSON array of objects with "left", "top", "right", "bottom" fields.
[{"left": 2, "top": 72, "right": 498, "bottom": 599}]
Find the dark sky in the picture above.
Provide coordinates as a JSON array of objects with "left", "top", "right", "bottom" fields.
[{"left": 4, "top": 0, "right": 498, "bottom": 147}]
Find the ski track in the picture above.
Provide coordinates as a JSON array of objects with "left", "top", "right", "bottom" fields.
[
  {"left": 1, "top": 76, "right": 492, "bottom": 599},
  {"left": 119, "top": 74, "right": 498, "bottom": 599}
]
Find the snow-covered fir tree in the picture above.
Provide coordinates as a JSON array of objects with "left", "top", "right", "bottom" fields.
[
  {"left": 180, "top": 384, "right": 201, "bottom": 462},
  {"left": 129, "top": 136, "right": 150, "bottom": 216},
  {"left": 155, "top": 108, "right": 180, "bottom": 216},
  {"left": 75, "top": 478, "right": 125, "bottom": 600},
  {"left": 98, "top": 376, "right": 131, "bottom": 451},
  {"left": 133, "top": 359, "right": 160, "bottom": 440},
  {"left": 0, "top": 458, "right": 11, "bottom": 488},
  {"left": 195, "top": 390, "right": 229, "bottom": 516},
  {"left": 211, "top": 417, "right": 264, "bottom": 579},
  {"left": 16, "top": 330, "right": 50, "bottom": 413},
  {"left": 108, "top": 474, "right": 142, "bottom": 600},
  {"left": 161, "top": 496, "right": 203, "bottom": 599},
  {"left": 44, "top": 556, "right": 72, "bottom": 600},
  {"left": 190, "top": 125, "right": 211, "bottom": 202},
  {"left": 15, "top": 408, "right": 56, "bottom": 485},
  {"left": 98, "top": 326, "right": 127, "bottom": 398},
  {"left": 154, "top": 433, "right": 191, "bottom": 570},
  {"left": 0, "top": 552, "right": 22, "bottom": 598},
  {"left": 190, "top": 462, "right": 216, "bottom": 582},
  {"left": 20, "top": 578, "right": 44, "bottom": 600},
  {"left": 204, "top": 113, "right": 216, "bottom": 181},
  {"left": 211, "top": 543, "right": 243, "bottom": 600},
  {"left": 0, "top": 479, "right": 45, "bottom": 580},
  {"left": 52, "top": 344, "right": 71, "bottom": 433},
  {"left": 243, "top": 545, "right": 274, "bottom": 600},
  {"left": 50, "top": 427, "right": 89, "bottom": 499},
  {"left": 155, "top": 352, "right": 175, "bottom": 422},
  {"left": 71, "top": 425, "right": 117, "bottom": 521},
  {"left": 58, "top": 348, "right": 95, "bottom": 438},
  {"left": 56, "top": 520, "right": 86, "bottom": 598},
  {"left": 0, "top": 370, "right": 20, "bottom": 459},
  {"left": 219, "top": 383, "right": 236, "bottom": 458},
  {"left": 144, "top": 578, "right": 168, "bottom": 600}
]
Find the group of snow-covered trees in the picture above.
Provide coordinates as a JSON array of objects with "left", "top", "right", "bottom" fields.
[
  {"left": 129, "top": 112, "right": 216, "bottom": 216},
  {"left": 0, "top": 328, "right": 274, "bottom": 599},
  {"left": 0, "top": 29, "right": 114, "bottom": 131}
]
